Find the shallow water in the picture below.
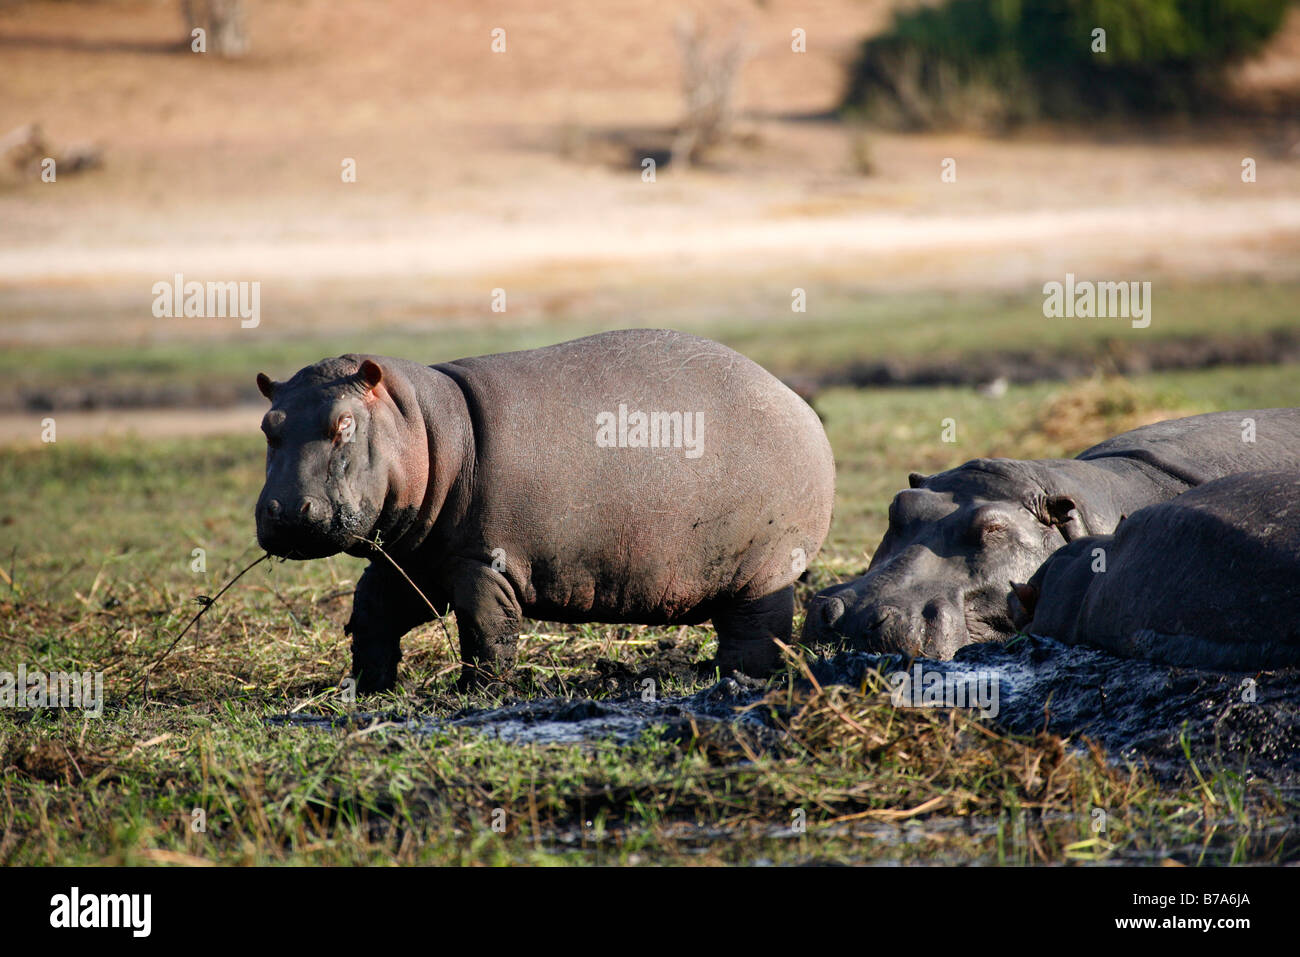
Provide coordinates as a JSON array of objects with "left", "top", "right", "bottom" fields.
[{"left": 267, "top": 676, "right": 770, "bottom": 746}]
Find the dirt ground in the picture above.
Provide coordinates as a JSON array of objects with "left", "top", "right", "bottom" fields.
[
  {"left": 2, "top": 0, "right": 1300, "bottom": 354},
  {"left": 2, "top": 1, "right": 1299, "bottom": 438}
]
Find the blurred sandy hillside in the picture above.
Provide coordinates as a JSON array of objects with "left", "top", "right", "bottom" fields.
[{"left": 0, "top": 0, "right": 1298, "bottom": 351}]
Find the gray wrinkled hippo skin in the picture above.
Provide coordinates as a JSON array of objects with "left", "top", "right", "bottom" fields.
[
  {"left": 255, "top": 329, "right": 835, "bottom": 692},
  {"left": 804, "top": 408, "right": 1300, "bottom": 659},
  {"left": 1015, "top": 471, "right": 1300, "bottom": 670}
]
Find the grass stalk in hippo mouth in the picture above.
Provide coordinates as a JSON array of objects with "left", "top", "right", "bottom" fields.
[{"left": 126, "top": 551, "right": 272, "bottom": 698}]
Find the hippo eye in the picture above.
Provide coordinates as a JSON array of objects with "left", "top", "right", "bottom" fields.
[
  {"left": 965, "top": 505, "right": 1009, "bottom": 541},
  {"left": 971, "top": 516, "right": 1007, "bottom": 541}
]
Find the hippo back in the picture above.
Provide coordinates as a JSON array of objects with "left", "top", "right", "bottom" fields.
[
  {"left": 1029, "top": 470, "right": 1300, "bottom": 669},
  {"left": 1076, "top": 408, "right": 1300, "bottom": 487}
]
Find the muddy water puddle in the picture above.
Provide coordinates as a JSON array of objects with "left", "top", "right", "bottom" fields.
[
  {"left": 268, "top": 638, "right": 1300, "bottom": 786},
  {"left": 267, "top": 677, "right": 772, "bottom": 746}
]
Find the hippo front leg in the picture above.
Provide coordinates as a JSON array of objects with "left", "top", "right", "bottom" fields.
[
  {"left": 449, "top": 560, "right": 524, "bottom": 690},
  {"left": 346, "top": 561, "right": 445, "bottom": 693},
  {"left": 711, "top": 585, "right": 794, "bottom": 679}
]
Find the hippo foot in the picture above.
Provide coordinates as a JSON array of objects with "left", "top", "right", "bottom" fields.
[
  {"left": 453, "top": 663, "right": 511, "bottom": 695},
  {"left": 694, "top": 656, "right": 779, "bottom": 687},
  {"left": 350, "top": 642, "right": 401, "bottom": 694},
  {"left": 352, "top": 661, "right": 399, "bottom": 694},
  {"left": 713, "top": 668, "right": 771, "bottom": 692},
  {"left": 711, "top": 586, "right": 795, "bottom": 678}
]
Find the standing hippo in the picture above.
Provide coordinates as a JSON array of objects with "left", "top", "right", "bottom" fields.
[
  {"left": 1012, "top": 471, "right": 1300, "bottom": 670},
  {"left": 804, "top": 408, "right": 1300, "bottom": 659},
  {"left": 255, "top": 329, "right": 835, "bottom": 691}
]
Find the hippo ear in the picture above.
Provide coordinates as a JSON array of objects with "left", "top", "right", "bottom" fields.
[
  {"left": 1010, "top": 581, "right": 1038, "bottom": 625},
  {"left": 358, "top": 359, "right": 383, "bottom": 390},
  {"left": 256, "top": 373, "right": 276, "bottom": 400},
  {"left": 908, "top": 471, "right": 927, "bottom": 489},
  {"left": 1041, "top": 494, "right": 1087, "bottom": 541}
]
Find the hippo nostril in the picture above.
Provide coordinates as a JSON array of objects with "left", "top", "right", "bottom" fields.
[
  {"left": 297, "top": 497, "right": 329, "bottom": 525},
  {"left": 821, "top": 597, "right": 846, "bottom": 627},
  {"left": 265, "top": 499, "right": 282, "bottom": 518}
]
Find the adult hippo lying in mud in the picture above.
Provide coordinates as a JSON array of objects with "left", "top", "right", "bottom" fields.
[
  {"left": 804, "top": 408, "right": 1300, "bottom": 659},
  {"left": 254, "top": 329, "right": 835, "bottom": 692},
  {"left": 1012, "top": 471, "right": 1300, "bottom": 670}
]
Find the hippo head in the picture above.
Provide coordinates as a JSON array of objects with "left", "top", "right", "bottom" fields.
[
  {"left": 255, "top": 356, "right": 424, "bottom": 560},
  {"left": 804, "top": 459, "right": 1090, "bottom": 658},
  {"left": 1011, "top": 533, "right": 1112, "bottom": 641}
]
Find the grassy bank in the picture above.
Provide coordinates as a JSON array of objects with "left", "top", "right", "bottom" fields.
[{"left": 2, "top": 364, "right": 1298, "bottom": 864}]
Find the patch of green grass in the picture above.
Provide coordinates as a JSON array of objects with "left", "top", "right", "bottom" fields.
[{"left": 2, "top": 363, "right": 1298, "bottom": 864}]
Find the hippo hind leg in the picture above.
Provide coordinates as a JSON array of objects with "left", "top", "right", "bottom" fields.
[
  {"left": 711, "top": 585, "right": 793, "bottom": 678},
  {"left": 450, "top": 560, "right": 523, "bottom": 691}
]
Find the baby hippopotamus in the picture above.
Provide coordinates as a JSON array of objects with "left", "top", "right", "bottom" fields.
[
  {"left": 1013, "top": 470, "right": 1300, "bottom": 670},
  {"left": 254, "top": 329, "right": 835, "bottom": 691}
]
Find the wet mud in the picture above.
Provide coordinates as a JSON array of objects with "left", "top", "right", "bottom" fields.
[
  {"left": 271, "top": 635, "right": 1300, "bottom": 789},
  {"left": 269, "top": 675, "right": 779, "bottom": 748},
  {"left": 812, "top": 637, "right": 1300, "bottom": 787}
]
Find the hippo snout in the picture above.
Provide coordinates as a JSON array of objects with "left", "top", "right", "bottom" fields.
[
  {"left": 802, "top": 591, "right": 850, "bottom": 645},
  {"left": 848, "top": 604, "right": 917, "bottom": 655},
  {"left": 819, "top": 596, "right": 846, "bottom": 628},
  {"left": 256, "top": 494, "right": 338, "bottom": 558},
  {"left": 803, "top": 588, "right": 931, "bottom": 656},
  {"left": 803, "top": 590, "right": 909, "bottom": 651},
  {"left": 261, "top": 496, "right": 329, "bottom": 524}
]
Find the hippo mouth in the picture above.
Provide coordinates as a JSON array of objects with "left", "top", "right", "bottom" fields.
[
  {"left": 804, "top": 590, "right": 924, "bottom": 655},
  {"left": 260, "top": 536, "right": 350, "bottom": 561},
  {"left": 805, "top": 584, "right": 1010, "bottom": 659},
  {"left": 256, "top": 502, "right": 377, "bottom": 560}
]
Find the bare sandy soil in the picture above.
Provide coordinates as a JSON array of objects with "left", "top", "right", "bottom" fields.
[
  {"left": 1, "top": 0, "right": 1298, "bottom": 396},
  {"left": 0, "top": 404, "right": 261, "bottom": 445}
]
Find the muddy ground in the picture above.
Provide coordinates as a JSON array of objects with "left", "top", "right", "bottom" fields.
[
  {"left": 272, "top": 637, "right": 1300, "bottom": 791},
  {"left": 821, "top": 641, "right": 1300, "bottom": 788}
]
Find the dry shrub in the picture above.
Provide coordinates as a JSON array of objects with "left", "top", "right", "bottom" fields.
[
  {"left": 1010, "top": 375, "right": 1192, "bottom": 459},
  {"left": 671, "top": 14, "right": 751, "bottom": 168},
  {"left": 758, "top": 670, "right": 1135, "bottom": 820}
]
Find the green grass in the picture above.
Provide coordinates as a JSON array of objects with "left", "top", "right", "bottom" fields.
[{"left": 2, "top": 361, "right": 1297, "bottom": 865}]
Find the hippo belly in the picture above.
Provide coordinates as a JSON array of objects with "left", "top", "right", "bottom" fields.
[
  {"left": 439, "top": 328, "right": 834, "bottom": 627},
  {"left": 514, "top": 494, "right": 806, "bottom": 626}
]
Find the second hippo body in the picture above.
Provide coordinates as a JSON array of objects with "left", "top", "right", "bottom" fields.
[{"left": 1018, "top": 470, "right": 1300, "bottom": 670}]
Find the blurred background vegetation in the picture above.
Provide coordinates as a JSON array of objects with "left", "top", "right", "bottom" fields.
[{"left": 847, "top": 0, "right": 1296, "bottom": 127}]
